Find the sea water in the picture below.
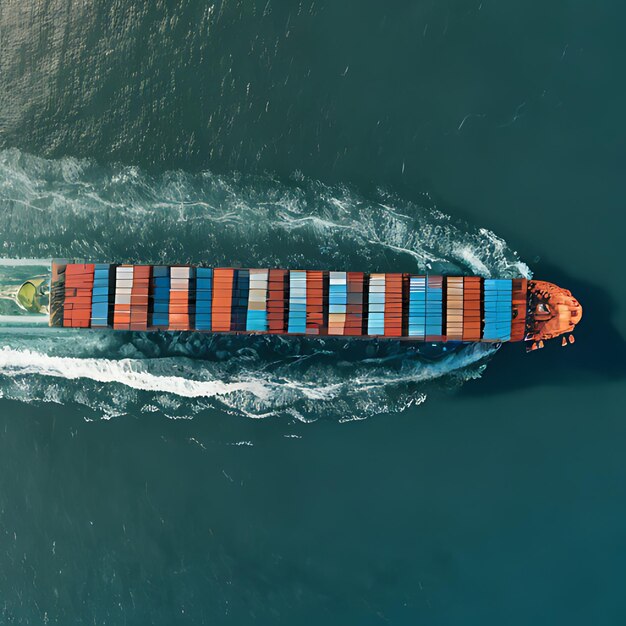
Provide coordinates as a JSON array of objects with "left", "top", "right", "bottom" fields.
[{"left": 0, "top": 1, "right": 624, "bottom": 624}]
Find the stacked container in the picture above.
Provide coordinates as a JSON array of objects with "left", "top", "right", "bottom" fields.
[
  {"left": 50, "top": 262, "right": 527, "bottom": 345},
  {"left": 408, "top": 276, "right": 426, "bottom": 339},
  {"left": 267, "top": 269, "right": 287, "bottom": 333},
  {"left": 212, "top": 268, "right": 234, "bottom": 332},
  {"left": 462, "top": 277, "right": 482, "bottom": 341},
  {"left": 113, "top": 265, "right": 134, "bottom": 330},
  {"left": 345, "top": 272, "right": 364, "bottom": 336},
  {"left": 445, "top": 277, "right": 464, "bottom": 340},
  {"left": 231, "top": 270, "right": 250, "bottom": 331},
  {"left": 306, "top": 270, "right": 325, "bottom": 335},
  {"left": 195, "top": 268, "right": 213, "bottom": 331},
  {"left": 246, "top": 269, "right": 268, "bottom": 331},
  {"left": 328, "top": 271, "right": 347, "bottom": 335},
  {"left": 288, "top": 270, "right": 307, "bottom": 334},
  {"left": 151, "top": 266, "right": 170, "bottom": 328},
  {"left": 130, "top": 265, "right": 151, "bottom": 330},
  {"left": 63, "top": 263, "right": 95, "bottom": 328},
  {"left": 169, "top": 267, "right": 191, "bottom": 331},
  {"left": 384, "top": 273, "right": 403, "bottom": 337},
  {"left": 483, "top": 279, "right": 512, "bottom": 341},
  {"left": 90, "top": 264, "right": 111, "bottom": 328},
  {"left": 425, "top": 276, "right": 443, "bottom": 340},
  {"left": 367, "top": 274, "right": 385, "bottom": 335}
]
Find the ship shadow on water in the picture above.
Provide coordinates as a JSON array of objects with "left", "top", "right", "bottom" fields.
[{"left": 461, "top": 262, "right": 626, "bottom": 398}]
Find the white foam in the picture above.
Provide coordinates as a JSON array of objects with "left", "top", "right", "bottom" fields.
[
  {"left": 0, "top": 340, "right": 497, "bottom": 420},
  {"left": 0, "top": 347, "right": 272, "bottom": 400},
  {"left": 0, "top": 148, "right": 529, "bottom": 281},
  {"left": 0, "top": 148, "right": 525, "bottom": 420}
]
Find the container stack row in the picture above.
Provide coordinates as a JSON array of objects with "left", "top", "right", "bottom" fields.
[
  {"left": 130, "top": 265, "right": 151, "bottom": 330},
  {"left": 52, "top": 262, "right": 523, "bottom": 342},
  {"left": 344, "top": 272, "right": 365, "bottom": 335},
  {"left": 306, "top": 270, "right": 325, "bottom": 335},
  {"left": 367, "top": 274, "right": 386, "bottom": 335},
  {"left": 328, "top": 271, "right": 347, "bottom": 335},
  {"left": 446, "top": 277, "right": 464, "bottom": 341},
  {"left": 195, "top": 267, "right": 213, "bottom": 331},
  {"left": 63, "top": 263, "right": 94, "bottom": 328},
  {"left": 169, "top": 267, "right": 191, "bottom": 331},
  {"left": 267, "top": 269, "right": 287, "bottom": 332},
  {"left": 113, "top": 265, "right": 133, "bottom": 330},
  {"left": 91, "top": 264, "right": 112, "bottom": 328},
  {"left": 246, "top": 269, "right": 268, "bottom": 332},
  {"left": 482, "top": 279, "right": 512, "bottom": 341},
  {"left": 384, "top": 273, "right": 403, "bottom": 337},
  {"left": 212, "top": 269, "right": 233, "bottom": 332},
  {"left": 232, "top": 270, "right": 249, "bottom": 331},
  {"left": 288, "top": 270, "right": 307, "bottom": 334},
  {"left": 425, "top": 276, "right": 444, "bottom": 340},
  {"left": 461, "top": 277, "right": 482, "bottom": 341},
  {"left": 152, "top": 267, "right": 171, "bottom": 328},
  {"left": 408, "top": 276, "right": 427, "bottom": 339}
]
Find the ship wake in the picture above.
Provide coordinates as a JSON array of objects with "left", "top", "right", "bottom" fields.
[
  {"left": 0, "top": 148, "right": 527, "bottom": 420},
  {"left": 0, "top": 337, "right": 496, "bottom": 421}
]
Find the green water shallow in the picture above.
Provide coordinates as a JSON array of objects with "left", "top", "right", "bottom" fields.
[{"left": 0, "top": 0, "right": 625, "bottom": 623}]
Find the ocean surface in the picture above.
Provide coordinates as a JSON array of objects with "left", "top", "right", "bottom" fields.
[{"left": 0, "top": 1, "right": 624, "bottom": 624}]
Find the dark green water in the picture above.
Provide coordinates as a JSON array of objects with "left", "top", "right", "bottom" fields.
[{"left": 1, "top": 1, "right": 625, "bottom": 624}]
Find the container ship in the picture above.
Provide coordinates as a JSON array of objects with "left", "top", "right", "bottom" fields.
[{"left": 0, "top": 259, "right": 582, "bottom": 350}]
